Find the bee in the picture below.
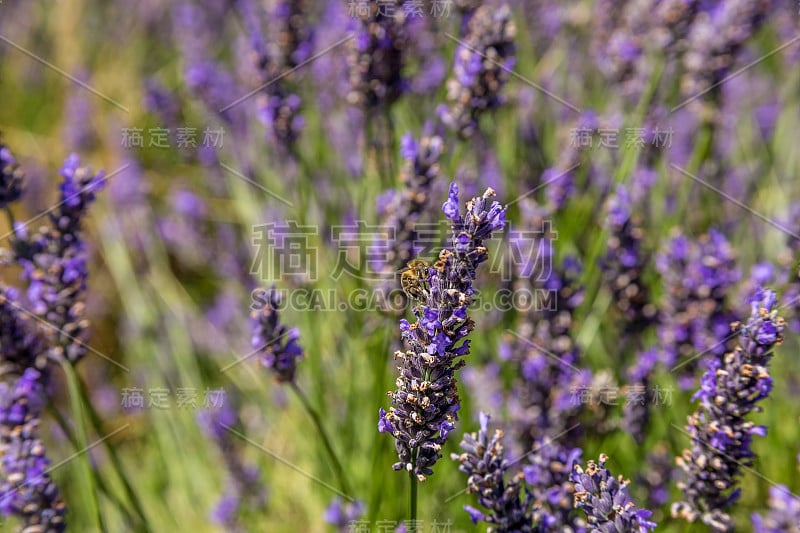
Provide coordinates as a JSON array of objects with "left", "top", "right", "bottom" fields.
[{"left": 400, "top": 259, "right": 431, "bottom": 302}]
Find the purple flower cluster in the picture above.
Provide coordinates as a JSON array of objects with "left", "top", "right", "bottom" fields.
[
  {"left": 592, "top": 0, "right": 700, "bottom": 98},
  {"left": 0, "top": 368, "right": 66, "bottom": 531},
  {"left": 601, "top": 185, "right": 656, "bottom": 331},
  {"left": 621, "top": 348, "right": 659, "bottom": 445},
  {"left": 0, "top": 286, "right": 45, "bottom": 377},
  {"left": 375, "top": 132, "right": 444, "bottom": 292},
  {"left": 682, "top": 0, "right": 770, "bottom": 118},
  {"left": 523, "top": 441, "right": 585, "bottom": 531},
  {"left": 672, "top": 288, "right": 785, "bottom": 531},
  {"left": 15, "top": 154, "right": 105, "bottom": 365},
  {"left": 507, "top": 256, "right": 588, "bottom": 447},
  {"left": 274, "top": 0, "right": 314, "bottom": 69},
  {"left": 240, "top": 0, "right": 314, "bottom": 149},
  {"left": 0, "top": 144, "right": 105, "bottom": 530},
  {"left": 0, "top": 143, "right": 24, "bottom": 208},
  {"left": 250, "top": 286, "right": 304, "bottom": 383},
  {"left": 379, "top": 184, "right": 506, "bottom": 480},
  {"left": 535, "top": 111, "right": 598, "bottom": 212},
  {"left": 173, "top": 3, "right": 246, "bottom": 134},
  {"left": 439, "top": 5, "right": 516, "bottom": 138},
  {"left": 452, "top": 413, "right": 537, "bottom": 531},
  {"left": 348, "top": 0, "right": 408, "bottom": 109},
  {"left": 752, "top": 486, "right": 800, "bottom": 533},
  {"left": 570, "top": 453, "right": 656, "bottom": 532},
  {"left": 655, "top": 229, "right": 740, "bottom": 388}
]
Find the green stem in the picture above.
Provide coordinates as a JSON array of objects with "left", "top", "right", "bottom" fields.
[
  {"left": 4, "top": 206, "right": 15, "bottom": 232},
  {"left": 289, "top": 381, "right": 352, "bottom": 496},
  {"left": 59, "top": 360, "right": 104, "bottom": 531},
  {"left": 47, "top": 403, "right": 138, "bottom": 526},
  {"left": 72, "top": 373, "right": 152, "bottom": 532},
  {"left": 409, "top": 465, "right": 418, "bottom": 532}
]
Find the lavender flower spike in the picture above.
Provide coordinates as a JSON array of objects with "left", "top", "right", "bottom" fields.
[
  {"left": 451, "top": 413, "right": 537, "bottom": 531},
  {"left": 672, "top": 287, "right": 786, "bottom": 531},
  {"left": 16, "top": 154, "right": 105, "bottom": 364},
  {"left": 439, "top": 4, "right": 516, "bottom": 138},
  {"left": 601, "top": 185, "right": 655, "bottom": 330},
  {"left": 348, "top": 0, "right": 408, "bottom": 109},
  {"left": 752, "top": 486, "right": 800, "bottom": 533},
  {"left": 380, "top": 184, "right": 506, "bottom": 480},
  {"left": 570, "top": 453, "right": 656, "bottom": 532},
  {"left": 375, "top": 131, "right": 444, "bottom": 292},
  {"left": 0, "top": 368, "right": 66, "bottom": 531},
  {"left": 250, "top": 286, "right": 303, "bottom": 383}
]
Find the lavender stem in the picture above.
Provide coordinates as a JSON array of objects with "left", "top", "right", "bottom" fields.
[{"left": 409, "top": 466, "right": 418, "bottom": 532}]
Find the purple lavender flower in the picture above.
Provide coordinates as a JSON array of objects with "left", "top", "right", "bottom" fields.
[
  {"left": 61, "top": 71, "right": 97, "bottom": 152},
  {"left": 656, "top": 229, "right": 740, "bottom": 389},
  {"left": 15, "top": 154, "right": 105, "bottom": 365},
  {"left": 274, "top": 0, "right": 315, "bottom": 69},
  {"left": 238, "top": 0, "right": 313, "bottom": 149},
  {"left": 173, "top": 3, "right": 246, "bottom": 133},
  {"left": 570, "top": 453, "right": 656, "bottom": 532},
  {"left": 380, "top": 184, "right": 506, "bottom": 480},
  {"left": 507, "top": 255, "right": 588, "bottom": 447},
  {"left": 374, "top": 131, "right": 444, "bottom": 295},
  {"left": 621, "top": 348, "right": 659, "bottom": 445},
  {"left": 323, "top": 497, "right": 366, "bottom": 532},
  {"left": 672, "top": 288, "right": 786, "bottom": 531},
  {"left": 523, "top": 441, "right": 585, "bottom": 531},
  {"left": 682, "top": 0, "right": 770, "bottom": 118},
  {"left": 0, "top": 368, "right": 66, "bottom": 531},
  {"left": 592, "top": 0, "right": 700, "bottom": 98},
  {"left": 348, "top": 0, "right": 408, "bottom": 109},
  {"left": 601, "top": 185, "right": 656, "bottom": 331},
  {"left": 0, "top": 142, "right": 24, "bottom": 208},
  {"left": 636, "top": 444, "right": 673, "bottom": 510},
  {"left": 452, "top": 413, "right": 537, "bottom": 531},
  {"left": 0, "top": 286, "right": 45, "bottom": 377},
  {"left": 250, "top": 286, "right": 303, "bottom": 383},
  {"left": 439, "top": 5, "right": 516, "bottom": 138},
  {"left": 752, "top": 486, "right": 800, "bottom": 533}
]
